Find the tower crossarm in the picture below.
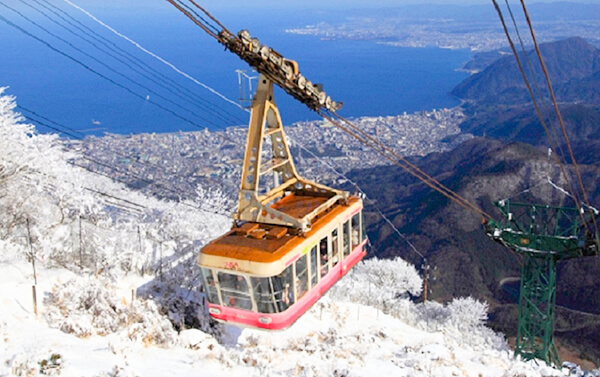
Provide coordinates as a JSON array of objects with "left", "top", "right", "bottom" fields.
[
  {"left": 484, "top": 200, "right": 600, "bottom": 260},
  {"left": 483, "top": 199, "right": 600, "bottom": 366}
]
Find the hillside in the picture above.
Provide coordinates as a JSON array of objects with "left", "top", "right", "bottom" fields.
[
  {"left": 345, "top": 137, "right": 600, "bottom": 363},
  {"left": 2, "top": 251, "right": 561, "bottom": 377},
  {"left": 458, "top": 103, "right": 600, "bottom": 146}
]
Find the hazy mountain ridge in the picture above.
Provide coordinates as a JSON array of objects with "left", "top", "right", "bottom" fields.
[{"left": 452, "top": 37, "right": 600, "bottom": 105}]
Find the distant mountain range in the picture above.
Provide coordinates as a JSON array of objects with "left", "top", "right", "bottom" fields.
[
  {"left": 454, "top": 37, "right": 600, "bottom": 150},
  {"left": 453, "top": 37, "right": 600, "bottom": 105}
]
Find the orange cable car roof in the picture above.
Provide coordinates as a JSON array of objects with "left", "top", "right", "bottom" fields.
[{"left": 201, "top": 194, "right": 361, "bottom": 264}]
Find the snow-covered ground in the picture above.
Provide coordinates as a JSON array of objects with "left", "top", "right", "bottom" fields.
[
  {"left": 0, "top": 250, "right": 563, "bottom": 377},
  {"left": 0, "top": 88, "right": 570, "bottom": 377}
]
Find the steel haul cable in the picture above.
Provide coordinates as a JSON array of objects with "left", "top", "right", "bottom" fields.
[
  {"left": 501, "top": 0, "right": 575, "bottom": 202},
  {"left": 491, "top": 0, "right": 585, "bottom": 224},
  {"left": 18, "top": 0, "right": 241, "bottom": 127},
  {"left": 492, "top": 0, "right": 598, "bottom": 235},
  {"left": 322, "top": 110, "right": 493, "bottom": 220},
  {"left": 518, "top": 0, "right": 599, "bottom": 237},
  {"left": 50, "top": 0, "right": 245, "bottom": 124},
  {"left": 17, "top": 110, "right": 231, "bottom": 217},
  {"left": 0, "top": 12, "right": 232, "bottom": 134},
  {"left": 165, "top": 0, "right": 495, "bottom": 221},
  {"left": 63, "top": 0, "right": 247, "bottom": 113},
  {"left": 0, "top": 0, "right": 238, "bottom": 131}
]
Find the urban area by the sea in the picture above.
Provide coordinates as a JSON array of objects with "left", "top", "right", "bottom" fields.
[{"left": 70, "top": 108, "right": 470, "bottom": 202}]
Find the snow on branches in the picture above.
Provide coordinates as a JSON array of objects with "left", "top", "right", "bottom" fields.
[
  {"left": 44, "top": 275, "right": 177, "bottom": 346},
  {"left": 0, "top": 88, "right": 230, "bottom": 275},
  {"left": 328, "top": 257, "right": 423, "bottom": 311},
  {"left": 328, "top": 256, "right": 504, "bottom": 351},
  {"left": 0, "top": 88, "right": 99, "bottom": 264}
]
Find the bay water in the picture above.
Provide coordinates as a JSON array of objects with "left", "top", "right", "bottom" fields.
[{"left": 0, "top": 5, "right": 471, "bottom": 136}]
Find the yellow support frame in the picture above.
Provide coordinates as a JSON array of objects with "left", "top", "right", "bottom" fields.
[{"left": 235, "top": 74, "right": 347, "bottom": 232}]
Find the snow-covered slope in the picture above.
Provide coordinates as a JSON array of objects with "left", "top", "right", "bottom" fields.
[
  {"left": 0, "top": 89, "right": 565, "bottom": 377},
  {"left": 0, "top": 254, "right": 561, "bottom": 377}
]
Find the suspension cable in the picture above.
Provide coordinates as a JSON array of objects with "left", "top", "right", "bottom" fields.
[
  {"left": 19, "top": 0, "right": 243, "bottom": 128},
  {"left": 518, "top": 0, "right": 599, "bottom": 236},
  {"left": 163, "top": 0, "right": 219, "bottom": 40},
  {"left": 320, "top": 110, "right": 493, "bottom": 219},
  {"left": 502, "top": 0, "right": 573, "bottom": 188},
  {"left": 295, "top": 141, "right": 427, "bottom": 261},
  {"left": 0, "top": 12, "right": 232, "bottom": 134},
  {"left": 177, "top": 0, "right": 222, "bottom": 35},
  {"left": 18, "top": 110, "right": 231, "bottom": 217},
  {"left": 491, "top": 0, "right": 593, "bottom": 234},
  {"left": 0, "top": 1, "right": 233, "bottom": 131},
  {"left": 163, "top": 0, "right": 495, "bottom": 220},
  {"left": 188, "top": 0, "right": 231, "bottom": 34},
  {"left": 63, "top": 0, "right": 248, "bottom": 114}
]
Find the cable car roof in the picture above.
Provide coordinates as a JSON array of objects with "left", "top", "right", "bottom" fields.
[{"left": 199, "top": 195, "right": 362, "bottom": 268}]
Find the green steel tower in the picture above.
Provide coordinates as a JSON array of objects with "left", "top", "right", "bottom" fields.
[{"left": 485, "top": 200, "right": 599, "bottom": 366}]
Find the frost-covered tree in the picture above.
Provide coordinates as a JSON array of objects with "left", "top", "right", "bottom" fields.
[
  {"left": 328, "top": 257, "right": 423, "bottom": 311},
  {"left": 0, "top": 88, "right": 232, "bottom": 338},
  {"left": 0, "top": 88, "right": 100, "bottom": 264},
  {"left": 0, "top": 87, "right": 231, "bottom": 274},
  {"left": 327, "top": 255, "right": 504, "bottom": 350}
]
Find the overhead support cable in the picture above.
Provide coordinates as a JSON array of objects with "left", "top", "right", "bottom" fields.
[
  {"left": 321, "top": 110, "right": 493, "bottom": 220},
  {"left": 163, "top": 0, "right": 219, "bottom": 40},
  {"left": 295, "top": 142, "right": 426, "bottom": 261},
  {"left": 187, "top": 0, "right": 231, "bottom": 34},
  {"left": 0, "top": 12, "right": 226, "bottom": 134},
  {"left": 63, "top": 0, "right": 248, "bottom": 113},
  {"left": 17, "top": 105, "right": 86, "bottom": 139},
  {"left": 172, "top": 0, "right": 222, "bottom": 36},
  {"left": 517, "top": 0, "right": 599, "bottom": 237},
  {"left": 501, "top": 0, "right": 574, "bottom": 194},
  {"left": 491, "top": 0, "right": 594, "bottom": 235},
  {"left": 0, "top": 0, "right": 237, "bottom": 131},
  {"left": 18, "top": 0, "right": 242, "bottom": 127},
  {"left": 164, "top": 0, "right": 494, "bottom": 220},
  {"left": 35, "top": 0, "right": 245, "bottom": 125},
  {"left": 17, "top": 108, "right": 230, "bottom": 218}
]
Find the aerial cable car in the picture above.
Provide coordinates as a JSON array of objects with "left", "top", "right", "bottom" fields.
[{"left": 197, "top": 30, "right": 367, "bottom": 330}]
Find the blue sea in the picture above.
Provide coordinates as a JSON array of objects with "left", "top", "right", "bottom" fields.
[{"left": 0, "top": 4, "right": 471, "bottom": 136}]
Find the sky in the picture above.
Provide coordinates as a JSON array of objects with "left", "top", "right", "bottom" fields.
[
  {"left": 56, "top": 0, "right": 600, "bottom": 17},
  {"left": 70, "top": 0, "right": 599, "bottom": 11}
]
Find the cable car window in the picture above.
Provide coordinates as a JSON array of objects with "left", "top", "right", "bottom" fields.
[
  {"left": 319, "top": 236, "right": 329, "bottom": 277},
  {"left": 217, "top": 272, "right": 252, "bottom": 310},
  {"left": 251, "top": 277, "right": 277, "bottom": 313},
  {"left": 361, "top": 210, "right": 367, "bottom": 242},
  {"left": 200, "top": 267, "right": 220, "bottom": 305},
  {"left": 343, "top": 220, "right": 351, "bottom": 258},
  {"left": 352, "top": 213, "right": 361, "bottom": 248},
  {"left": 273, "top": 265, "right": 294, "bottom": 311},
  {"left": 310, "top": 245, "right": 318, "bottom": 286},
  {"left": 331, "top": 228, "right": 339, "bottom": 267},
  {"left": 295, "top": 254, "right": 308, "bottom": 300}
]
